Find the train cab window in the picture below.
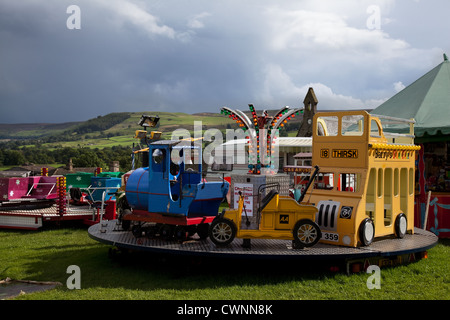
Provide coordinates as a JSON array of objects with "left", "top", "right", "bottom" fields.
[
  {"left": 315, "top": 173, "right": 334, "bottom": 190},
  {"left": 184, "top": 148, "right": 201, "bottom": 172},
  {"left": 170, "top": 162, "right": 180, "bottom": 176},
  {"left": 341, "top": 115, "right": 364, "bottom": 136},
  {"left": 151, "top": 149, "right": 166, "bottom": 173},
  {"left": 152, "top": 149, "right": 164, "bottom": 164}
]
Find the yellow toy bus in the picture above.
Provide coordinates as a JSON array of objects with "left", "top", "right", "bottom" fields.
[{"left": 308, "top": 111, "right": 420, "bottom": 247}]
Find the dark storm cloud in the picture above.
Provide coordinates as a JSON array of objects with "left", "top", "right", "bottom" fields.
[{"left": 0, "top": 0, "right": 449, "bottom": 123}]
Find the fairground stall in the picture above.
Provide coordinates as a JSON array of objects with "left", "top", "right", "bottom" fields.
[{"left": 371, "top": 54, "right": 450, "bottom": 238}]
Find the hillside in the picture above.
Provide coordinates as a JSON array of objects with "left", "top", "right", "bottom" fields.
[
  {"left": 0, "top": 111, "right": 238, "bottom": 148},
  {"left": 0, "top": 109, "right": 305, "bottom": 171},
  {"left": 1, "top": 109, "right": 304, "bottom": 146},
  {"left": 0, "top": 122, "right": 82, "bottom": 139},
  {"left": 0, "top": 108, "right": 307, "bottom": 151}
]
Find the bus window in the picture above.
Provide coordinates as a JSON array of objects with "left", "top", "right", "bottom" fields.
[
  {"left": 400, "top": 168, "right": 408, "bottom": 214},
  {"left": 377, "top": 168, "right": 383, "bottom": 198},
  {"left": 409, "top": 168, "right": 414, "bottom": 196},
  {"left": 394, "top": 168, "right": 399, "bottom": 197},
  {"left": 317, "top": 116, "right": 338, "bottom": 136},
  {"left": 384, "top": 168, "right": 393, "bottom": 226},
  {"left": 342, "top": 115, "right": 364, "bottom": 136},
  {"left": 338, "top": 173, "right": 360, "bottom": 192},
  {"left": 370, "top": 119, "right": 381, "bottom": 138},
  {"left": 366, "top": 168, "right": 376, "bottom": 221},
  {"left": 316, "top": 173, "right": 334, "bottom": 190}
]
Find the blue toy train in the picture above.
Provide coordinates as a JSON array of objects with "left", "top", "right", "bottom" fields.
[{"left": 117, "top": 139, "right": 229, "bottom": 241}]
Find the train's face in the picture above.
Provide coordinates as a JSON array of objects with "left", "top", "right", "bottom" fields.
[{"left": 125, "top": 140, "right": 229, "bottom": 217}]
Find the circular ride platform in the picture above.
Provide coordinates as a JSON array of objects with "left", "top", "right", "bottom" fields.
[{"left": 88, "top": 220, "right": 438, "bottom": 270}]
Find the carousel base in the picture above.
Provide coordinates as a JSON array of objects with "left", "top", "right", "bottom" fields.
[{"left": 88, "top": 220, "right": 438, "bottom": 273}]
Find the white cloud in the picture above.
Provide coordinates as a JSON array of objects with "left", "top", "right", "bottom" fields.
[
  {"left": 259, "top": 64, "right": 386, "bottom": 110},
  {"left": 394, "top": 81, "right": 406, "bottom": 93},
  {"left": 98, "top": 0, "right": 176, "bottom": 38},
  {"left": 175, "top": 12, "right": 212, "bottom": 43},
  {"left": 187, "top": 12, "right": 211, "bottom": 29},
  {"left": 264, "top": 6, "right": 409, "bottom": 59}
]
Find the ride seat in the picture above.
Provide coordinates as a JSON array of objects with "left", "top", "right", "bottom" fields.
[{"left": 259, "top": 189, "right": 279, "bottom": 213}]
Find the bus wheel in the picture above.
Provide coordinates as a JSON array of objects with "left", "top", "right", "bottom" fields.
[
  {"left": 209, "top": 218, "right": 236, "bottom": 246},
  {"left": 395, "top": 213, "right": 407, "bottom": 239},
  {"left": 293, "top": 220, "right": 321, "bottom": 249},
  {"left": 359, "top": 218, "right": 374, "bottom": 246}
]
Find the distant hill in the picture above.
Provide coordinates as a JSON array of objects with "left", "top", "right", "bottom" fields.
[
  {"left": 0, "top": 122, "right": 82, "bottom": 139},
  {"left": 0, "top": 108, "right": 368, "bottom": 146},
  {"left": 0, "top": 111, "right": 243, "bottom": 148}
]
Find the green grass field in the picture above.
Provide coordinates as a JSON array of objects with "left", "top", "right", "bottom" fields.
[{"left": 1, "top": 225, "right": 448, "bottom": 301}]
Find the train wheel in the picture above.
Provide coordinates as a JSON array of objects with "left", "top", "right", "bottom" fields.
[
  {"left": 174, "top": 226, "right": 188, "bottom": 242},
  {"left": 145, "top": 225, "right": 157, "bottom": 239},
  {"left": 131, "top": 224, "right": 143, "bottom": 238},
  {"left": 395, "top": 213, "right": 407, "bottom": 239},
  {"left": 196, "top": 223, "right": 209, "bottom": 240},
  {"left": 209, "top": 218, "right": 236, "bottom": 246},
  {"left": 359, "top": 218, "right": 375, "bottom": 246},
  {"left": 160, "top": 225, "right": 174, "bottom": 240},
  {"left": 121, "top": 219, "right": 131, "bottom": 231},
  {"left": 118, "top": 209, "right": 131, "bottom": 231},
  {"left": 119, "top": 209, "right": 132, "bottom": 231},
  {"left": 293, "top": 220, "right": 321, "bottom": 249}
]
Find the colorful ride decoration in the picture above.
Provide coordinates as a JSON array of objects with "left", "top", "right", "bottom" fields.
[
  {"left": 220, "top": 105, "right": 303, "bottom": 175},
  {"left": 57, "top": 176, "right": 67, "bottom": 216},
  {"left": 0, "top": 173, "right": 58, "bottom": 210},
  {"left": 88, "top": 176, "right": 122, "bottom": 202},
  {"left": 41, "top": 167, "right": 48, "bottom": 177}
]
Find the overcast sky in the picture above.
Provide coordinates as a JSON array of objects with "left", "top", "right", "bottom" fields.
[{"left": 1, "top": 0, "right": 449, "bottom": 124}]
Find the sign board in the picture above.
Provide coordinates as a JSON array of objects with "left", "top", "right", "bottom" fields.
[
  {"left": 321, "top": 149, "right": 358, "bottom": 159},
  {"left": 233, "top": 183, "right": 253, "bottom": 216}
]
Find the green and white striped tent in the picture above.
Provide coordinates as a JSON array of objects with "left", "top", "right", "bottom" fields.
[{"left": 371, "top": 54, "right": 450, "bottom": 141}]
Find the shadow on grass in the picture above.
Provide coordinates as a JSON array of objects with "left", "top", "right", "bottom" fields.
[{"left": 18, "top": 241, "right": 342, "bottom": 294}]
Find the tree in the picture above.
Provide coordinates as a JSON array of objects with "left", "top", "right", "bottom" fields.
[
  {"left": 3, "top": 150, "right": 26, "bottom": 165},
  {"left": 72, "top": 150, "right": 106, "bottom": 168}
]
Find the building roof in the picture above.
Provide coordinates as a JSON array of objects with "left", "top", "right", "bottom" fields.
[
  {"left": 6, "top": 165, "right": 57, "bottom": 176},
  {"left": 0, "top": 170, "right": 31, "bottom": 178},
  {"left": 371, "top": 54, "right": 450, "bottom": 137},
  {"left": 220, "top": 137, "right": 312, "bottom": 148},
  {"left": 276, "top": 137, "right": 312, "bottom": 147},
  {"left": 52, "top": 167, "right": 98, "bottom": 176}
]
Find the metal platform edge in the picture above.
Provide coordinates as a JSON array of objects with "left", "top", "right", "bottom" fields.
[
  {"left": 0, "top": 204, "right": 99, "bottom": 230},
  {"left": 88, "top": 220, "right": 439, "bottom": 262}
]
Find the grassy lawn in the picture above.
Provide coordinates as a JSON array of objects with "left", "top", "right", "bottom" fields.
[{"left": 1, "top": 224, "right": 448, "bottom": 301}]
